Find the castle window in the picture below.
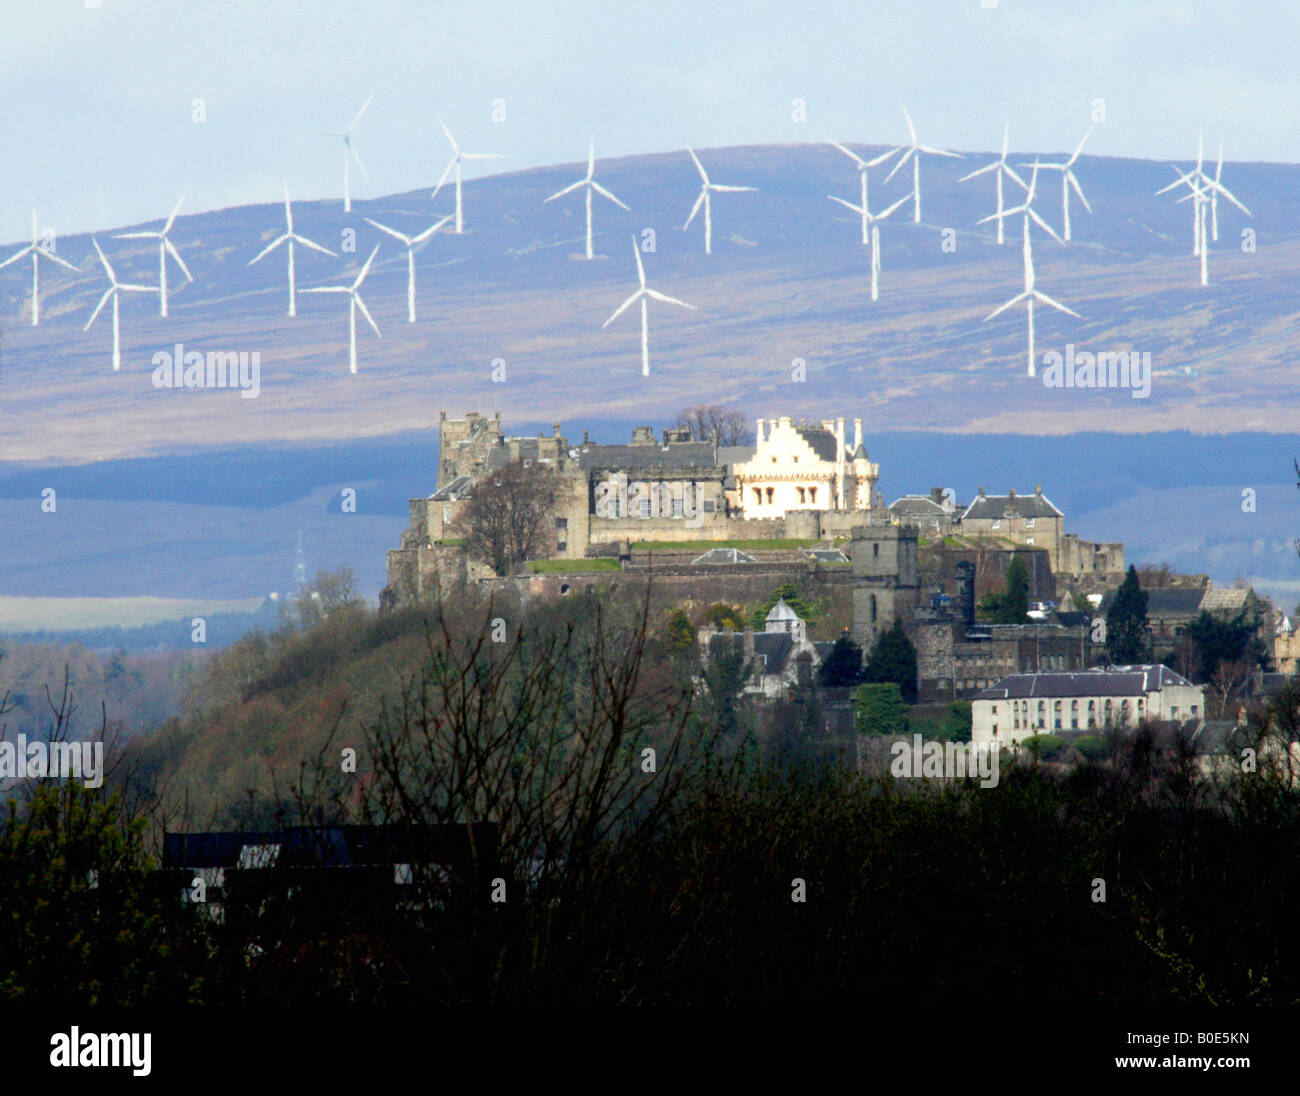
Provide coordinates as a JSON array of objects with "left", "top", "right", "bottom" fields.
[
  {"left": 753, "top": 488, "right": 762, "bottom": 505},
  {"left": 1053, "top": 700, "right": 1062, "bottom": 729},
  {"left": 873, "top": 543, "right": 879, "bottom": 558},
  {"left": 555, "top": 517, "right": 567, "bottom": 530},
  {"left": 793, "top": 456, "right": 799, "bottom": 463},
  {"left": 1037, "top": 700, "right": 1045, "bottom": 729},
  {"left": 797, "top": 487, "right": 806, "bottom": 504},
  {"left": 1071, "top": 699, "right": 1079, "bottom": 729},
  {"left": 870, "top": 595, "right": 877, "bottom": 622},
  {"left": 766, "top": 487, "right": 774, "bottom": 504},
  {"left": 809, "top": 487, "right": 817, "bottom": 503},
  {"left": 1088, "top": 699, "right": 1096, "bottom": 728}
]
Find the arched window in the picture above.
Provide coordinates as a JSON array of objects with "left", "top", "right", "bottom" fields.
[
  {"left": 1053, "top": 700, "right": 1062, "bottom": 730},
  {"left": 809, "top": 487, "right": 817, "bottom": 503},
  {"left": 1104, "top": 699, "right": 1113, "bottom": 724},
  {"left": 1070, "top": 699, "right": 1079, "bottom": 729},
  {"left": 1037, "top": 700, "right": 1046, "bottom": 729},
  {"left": 797, "top": 487, "right": 806, "bottom": 504},
  {"left": 765, "top": 486, "right": 774, "bottom": 504},
  {"left": 753, "top": 487, "right": 761, "bottom": 505},
  {"left": 1137, "top": 698, "right": 1145, "bottom": 721},
  {"left": 1087, "top": 699, "right": 1096, "bottom": 728}
]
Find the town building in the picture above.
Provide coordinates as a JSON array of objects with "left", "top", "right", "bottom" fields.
[
  {"left": 732, "top": 416, "right": 880, "bottom": 519},
  {"left": 970, "top": 665, "right": 1206, "bottom": 748},
  {"left": 696, "top": 598, "right": 830, "bottom": 700}
]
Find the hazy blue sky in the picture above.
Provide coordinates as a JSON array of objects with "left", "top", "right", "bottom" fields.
[{"left": 3, "top": 1, "right": 1297, "bottom": 239}]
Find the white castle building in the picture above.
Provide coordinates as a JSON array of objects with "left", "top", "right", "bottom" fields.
[{"left": 732, "top": 416, "right": 880, "bottom": 519}]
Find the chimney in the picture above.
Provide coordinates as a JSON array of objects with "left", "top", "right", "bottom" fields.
[
  {"left": 1008, "top": 487, "right": 1016, "bottom": 499},
  {"left": 757, "top": 418, "right": 766, "bottom": 444},
  {"left": 853, "top": 418, "right": 862, "bottom": 452},
  {"left": 930, "top": 487, "right": 945, "bottom": 505},
  {"left": 835, "top": 417, "right": 845, "bottom": 450},
  {"left": 1035, "top": 484, "right": 1043, "bottom": 497},
  {"left": 978, "top": 486, "right": 985, "bottom": 498},
  {"left": 553, "top": 423, "right": 561, "bottom": 438},
  {"left": 583, "top": 429, "right": 589, "bottom": 446}
]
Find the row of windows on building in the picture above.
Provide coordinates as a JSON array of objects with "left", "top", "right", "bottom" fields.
[
  {"left": 750, "top": 485, "right": 820, "bottom": 505},
  {"left": 987, "top": 697, "right": 1199, "bottom": 736}
]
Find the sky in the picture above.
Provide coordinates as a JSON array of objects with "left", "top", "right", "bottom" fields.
[{"left": 1, "top": 0, "right": 1298, "bottom": 241}]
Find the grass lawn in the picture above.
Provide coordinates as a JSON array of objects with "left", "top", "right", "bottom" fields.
[{"left": 528, "top": 559, "right": 621, "bottom": 573}]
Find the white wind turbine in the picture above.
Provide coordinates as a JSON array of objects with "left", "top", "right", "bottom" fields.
[
  {"left": 363, "top": 214, "right": 452, "bottom": 321},
  {"left": 828, "top": 189, "right": 911, "bottom": 301},
  {"left": 884, "top": 104, "right": 963, "bottom": 224},
  {"left": 303, "top": 244, "right": 382, "bottom": 373},
  {"left": 1156, "top": 131, "right": 1249, "bottom": 258},
  {"left": 603, "top": 236, "right": 696, "bottom": 375},
  {"left": 980, "top": 163, "right": 1078, "bottom": 376},
  {"left": 432, "top": 116, "right": 504, "bottom": 234},
  {"left": 249, "top": 184, "right": 337, "bottom": 317},
  {"left": 83, "top": 239, "right": 154, "bottom": 371},
  {"left": 959, "top": 122, "right": 1027, "bottom": 245},
  {"left": 827, "top": 141, "right": 899, "bottom": 243},
  {"left": 0, "top": 208, "right": 79, "bottom": 326},
  {"left": 113, "top": 194, "right": 192, "bottom": 317},
  {"left": 316, "top": 94, "right": 374, "bottom": 213},
  {"left": 543, "top": 137, "right": 630, "bottom": 259},
  {"left": 683, "top": 148, "right": 756, "bottom": 254},
  {"left": 1026, "top": 128, "right": 1093, "bottom": 242}
]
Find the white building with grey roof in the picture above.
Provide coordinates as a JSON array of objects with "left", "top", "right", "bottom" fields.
[{"left": 971, "top": 665, "right": 1205, "bottom": 748}]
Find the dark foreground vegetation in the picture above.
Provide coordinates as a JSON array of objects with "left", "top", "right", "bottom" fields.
[{"left": 2, "top": 583, "right": 1299, "bottom": 1006}]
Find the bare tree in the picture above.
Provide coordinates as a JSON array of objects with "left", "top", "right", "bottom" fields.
[
  {"left": 672, "top": 404, "right": 751, "bottom": 446},
  {"left": 452, "top": 458, "right": 560, "bottom": 576}
]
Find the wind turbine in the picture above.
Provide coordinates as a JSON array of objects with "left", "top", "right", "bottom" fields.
[
  {"left": 83, "top": 239, "right": 153, "bottom": 371},
  {"left": 0, "top": 208, "right": 79, "bottom": 326},
  {"left": 683, "top": 148, "right": 756, "bottom": 254},
  {"left": 248, "top": 184, "right": 337, "bottom": 317},
  {"left": 828, "top": 189, "right": 911, "bottom": 300},
  {"left": 603, "top": 236, "right": 696, "bottom": 375},
  {"left": 827, "top": 141, "right": 899, "bottom": 243},
  {"left": 884, "top": 104, "right": 963, "bottom": 224},
  {"left": 543, "top": 137, "right": 630, "bottom": 259},
  {"left": 959, "top": 122, "right": 1027, "bottom": 245},
  {"left": 316, "top": 94, "right": 373, "bottom": 212},
  {"left": 1157, "top": 132, "right": 1249, "bottom": 256},
  {"left": 363, "top": 214, "right": 452, "bottom": 321},
  {"left": 303, "top": 244, "right": 381, "bottom": 373},
  {"left": 431, "top": 116, "right": 504, "bottom": 234},
  {"left": 1026, "top": 128, "right": 1093, "bottom": 242},
  {"left": 980, "top": 163, "right": 1078, "bottom": 376},
  {"left": 113, "top": 193, "right": 192, "bottom": 317}
]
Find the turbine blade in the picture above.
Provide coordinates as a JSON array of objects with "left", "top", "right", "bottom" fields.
[
  {"left": 92, "top": 238, "right": 115, "bottom": 282},
  {"left": 249, "top": 235, "right": 287, "bottom": 265},
  {"left": 354, "top": 293, "right": 381, "bottom": 337},
  {"left": 353, "top": 244, "right": 380, "bottom": 288},
  {"left": 877, "top": 193, "right": 911, "bottom": 220},
  {"left": 984, "top": 291, "right": 1030, "bottom": 321},
  {"left": 431, "top": 157, "right": 456, "bottom": 200},
  {"left": 412, "top": 215, "right": 453, "bottom": 242},
  {"left": 866, "top": 147, "right": 899, "bottom": 167},
  {"left": 1068, "top": 127, "right": 1093, "bottom": 165},
  {"left": 710, "top": 184, "right": 755, "bottom": 193},
  {"left": 884, "top": 149, "right": 913, "bottom": 182},
  {"left": 916, "top": 144, "right": 962, "bottom": 158},
  {"left": 0, "top": 245, "right": 35, "bottom": 269},
  {"left": 828, "top": 195, "right": 864, "bottom": 215},
  {"left": 459, "top": 152, "right": 504, "bottom": 161},
  {"left": 587, "top": 136, "right": 595, "bottom": 179},
  {"left": 590, "top": 181, "right": 629, "bottom": 210},
  {"left": 365, "top": 218, "right": 410, "bottom": 243},
  {"left": 348, "top": 93, "right": 375, "bottom": 134},
  {"left": 545, "top": 179, "right": 585, "bottom": 202},
  {"left": 1068, "top": 172, "right": 1092, "bottom": 212},
  {"left": 163, "top": 193, "right": 185, "bottom": 234},
  {"left": 292, "top": 234, "right": 336, "bottom": 257},
  {"left": 1029, "top": 209, "right": 1064, "bottom": 244},
  {"left": 84, "top": 288, "right": 114, "bottom": 330},
  {"left": 40, "top": 248, "right": 79, "bottom": 272},
  {"left": 113, "top": 232, "right": 158, "bottom": 240},
  {"left": 1034, "top": 290, "right": 1080, "bottom": 318},
  {"left": 437, "top": 115, "right": 457, "bottom": 153},
  {"left": 646, "top": 288, "right": 696, "bottom": 310},
  {"left": 829, "top": 141, "right": 867, "bottom": 169},
  {"left": 687, "top": 147, "right": 709, "bottom": 185},
  {"left": 958, "top": 162, "right": 998, "bottom": 182},
  {"left": 683, "top": 189, "right": 706, "bottom": 229},
  {"left": 350, "top": 143, "right": 369, "bottom": 180},
  {"left": 165, "top": 238, "right": 193, "bottom": 281},
  {"left": 604, "top": 289, "right": 642, "bottom": 326}
]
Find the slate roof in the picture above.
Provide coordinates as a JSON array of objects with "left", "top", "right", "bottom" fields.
[
  {"left": 578, "top": 441, "right": 719, "bottom": 472},
  {"left": 766, "top": 597, "right": 802, "bottom": 623},
  {"left": 975, "top": 664, "right": 1196, "bottom": 700},
  {"left": 802, "top": 548, "right": 850, "bottom": 563},
  {"left": 1200, "top": 587, "right": 1255, "bottom": 612},
  {"left": 889, "top": 495, "right": 948, "bottom": 516},
  {"left": 692, "top": 547, "right": 757, "bottom": 564},
  {"left": 430, "top": 474, "right": 473, "bottom": 501},
  {"left": 961, "top": 492, "right": 1063, "bottom": 520},
  {"left": 791, "top": 425, "right": 840, "bottom": 462},
  {"left": 752, "top": 632, "right": 795, "bottom": 673},
  {"left": 1098, "top": 586, "right": 1204, "bottom": 616},
  {"left": 717, "top": 445, "right": 756, "bottom": 467}
]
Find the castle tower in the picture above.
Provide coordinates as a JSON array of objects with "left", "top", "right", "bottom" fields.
[{"left": 851, "top": 524, "right": 921, "bottom": 647}]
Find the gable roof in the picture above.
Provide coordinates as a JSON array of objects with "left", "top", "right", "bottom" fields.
[
  {"left": 1097, "top": 586, "right": 1204, "bottom": 616},
  {"left": 975, "top": 664, "right": 1196, "bottom": 700},
  {"left": 766, "top": 597, "right": 803, "bottom": 623},
  {"left": 889, "top": 495, "right": 948, "bottom": 516},
  {"left": 692, "top": 547, "right": 757, "bottom": 564},
  {"left": 790, "top": 424, "right": 839, "bottom": 462},
  {"left": 961, "top": 492, "right": 1063, "bottom": 521}
]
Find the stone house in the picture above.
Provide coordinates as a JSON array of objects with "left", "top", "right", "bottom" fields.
[{"left": 697, "top": 598, "right": 825, "bottom": 700}]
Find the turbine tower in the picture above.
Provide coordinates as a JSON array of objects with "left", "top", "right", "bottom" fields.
[
  {"left": 683, "top": 148, "right": 756, "bottom": 254},
  {"left": 827, "top": 141, "right": 899, "bottom": 243},
  {"left": 316, "top": 93, "right": 374, "bottom": 212},
  {"left": 1027, "top": 128, "right": 1093, "bottom": 242},
  {"left": 0, "top": 208, "right": 79, "bottom": 326},
  {"left": 828, "top": 189, "right": 911, "bottom": 301},
  {"left": 113, "top": 193, "right": 192, "bottom": 317},
  {"left": 979, "top": 164, "right": 1078, "bottom": 376},
  {"left": 83, "top": 239, "right": 154, "bottom": 371},
  {"left": 248, "top": 184, "right": 337, "bottom": 317},
  {"left": 303, "top": 244, "right": 382, "bottom": 373},
  {"left": 432, "top": 116, "right": 504, "bottom": 234},
  {"left": 363, "top": 214, "right": 452, "bottom": 321},
  {"left": 884, "top": 104, "right": 963, "bottom": 224},
  {"left": 603, "top": 236, "right": 696, "bottom": 375},
  {"left": 543, "top": 137, "right": 630, "bottom": 259},
  {"left": 958, "top": 122, "right": 1027, "bottom": 245}
]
